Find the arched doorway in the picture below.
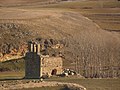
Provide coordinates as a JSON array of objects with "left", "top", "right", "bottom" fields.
[{"left": 51, "top": 69, "right": 57, "bottom": 75}]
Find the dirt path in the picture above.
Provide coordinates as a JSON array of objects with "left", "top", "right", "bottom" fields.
[{"left": 0, "top": 80, "right": 86, "bottom": 90}]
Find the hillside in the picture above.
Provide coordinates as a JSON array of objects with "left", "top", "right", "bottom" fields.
[
  {"left": 0, "top": 8, "right": 120, "bottom": 77},
  {"left": 0, "top": 0, "right": 120, "bottom": 78},
  {"left": 0, "top": 0, "right": 61, "bottom": 7}
]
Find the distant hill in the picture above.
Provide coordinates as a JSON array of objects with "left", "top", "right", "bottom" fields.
[
  {"left": 0, "top": 0, "right": 119, "bottom": 7},
  {"left": 0, "top": 0, "right": 59, "bottom": 6}
]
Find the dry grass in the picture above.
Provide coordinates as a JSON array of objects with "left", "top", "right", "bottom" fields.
[
  {"left": 47, "top": 77, "right": 120, "bottom": 90},
  {"left": 0, "top": 71, "right": 24, "bottom": 79},
  {"left": 40, "top": 1, "right": 120, "bottom": 9},
  {"left": 20, "top": 86, "right": 66, "bottom": 90},
  {"left": 36, "top": 1, "right": 120, "bottom": 31},
  {"left": 0, "top": 72, "right": 119, "bottom": 90},
  {"left": 83, "top": 13, "right": 120, "bottom": 30},
  {"left": 0, "top": 0, "right": 120, "bottom": 78}
]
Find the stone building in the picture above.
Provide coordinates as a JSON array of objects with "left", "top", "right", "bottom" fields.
[
  {"left": 25, "top": 42, "right": 63, "bottom": 79},
  {"left": 42, "top": 57, "right": 62, "bottom": 76}
]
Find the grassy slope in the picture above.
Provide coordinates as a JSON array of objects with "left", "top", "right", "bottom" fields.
[
  {"left": 40, "top": 1, "right": 120, "bottom": 31},
  {"left": 0, "top": 58, "right": 25, "bottom": 71},
  {"left": 0, "top": 59, "right": 25, "bottom": 79}
]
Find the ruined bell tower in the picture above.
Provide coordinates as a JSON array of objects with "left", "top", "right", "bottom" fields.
[
  {"left": 25, "top": 42, "right": 42, "bottom": 79},
  {"left": 24, "top": 41, "right": 63, "bottom": 79}
]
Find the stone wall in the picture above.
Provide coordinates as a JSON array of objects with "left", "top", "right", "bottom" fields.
[
  {"left": 25, "top": 42, "right": 63, "bottom": 78},
  {"left": 42, "top": 57, "right": 63, "bottom": 76}
]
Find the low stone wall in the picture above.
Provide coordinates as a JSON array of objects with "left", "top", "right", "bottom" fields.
[{"left": 0, "top": 80, "right": 86, "bottom": 90}]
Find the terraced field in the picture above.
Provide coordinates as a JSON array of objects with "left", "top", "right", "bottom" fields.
[
  {"left": 80, "top": 9, "right": 120, "bottom": 31},
  {"left": 38, "top": 1, "right": 120, "bottom": 32}
]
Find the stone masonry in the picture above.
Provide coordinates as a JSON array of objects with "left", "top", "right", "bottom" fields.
[
  {"left": 42, "top": 57, "right": 63, "bottom": 76},
  {"left": 25, "top": 42, "right": 63, "bottom": 79}
]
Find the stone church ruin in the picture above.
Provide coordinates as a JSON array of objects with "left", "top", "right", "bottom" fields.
[{"left": 25, "top": 42, "right": 63, "bottom": 79}]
